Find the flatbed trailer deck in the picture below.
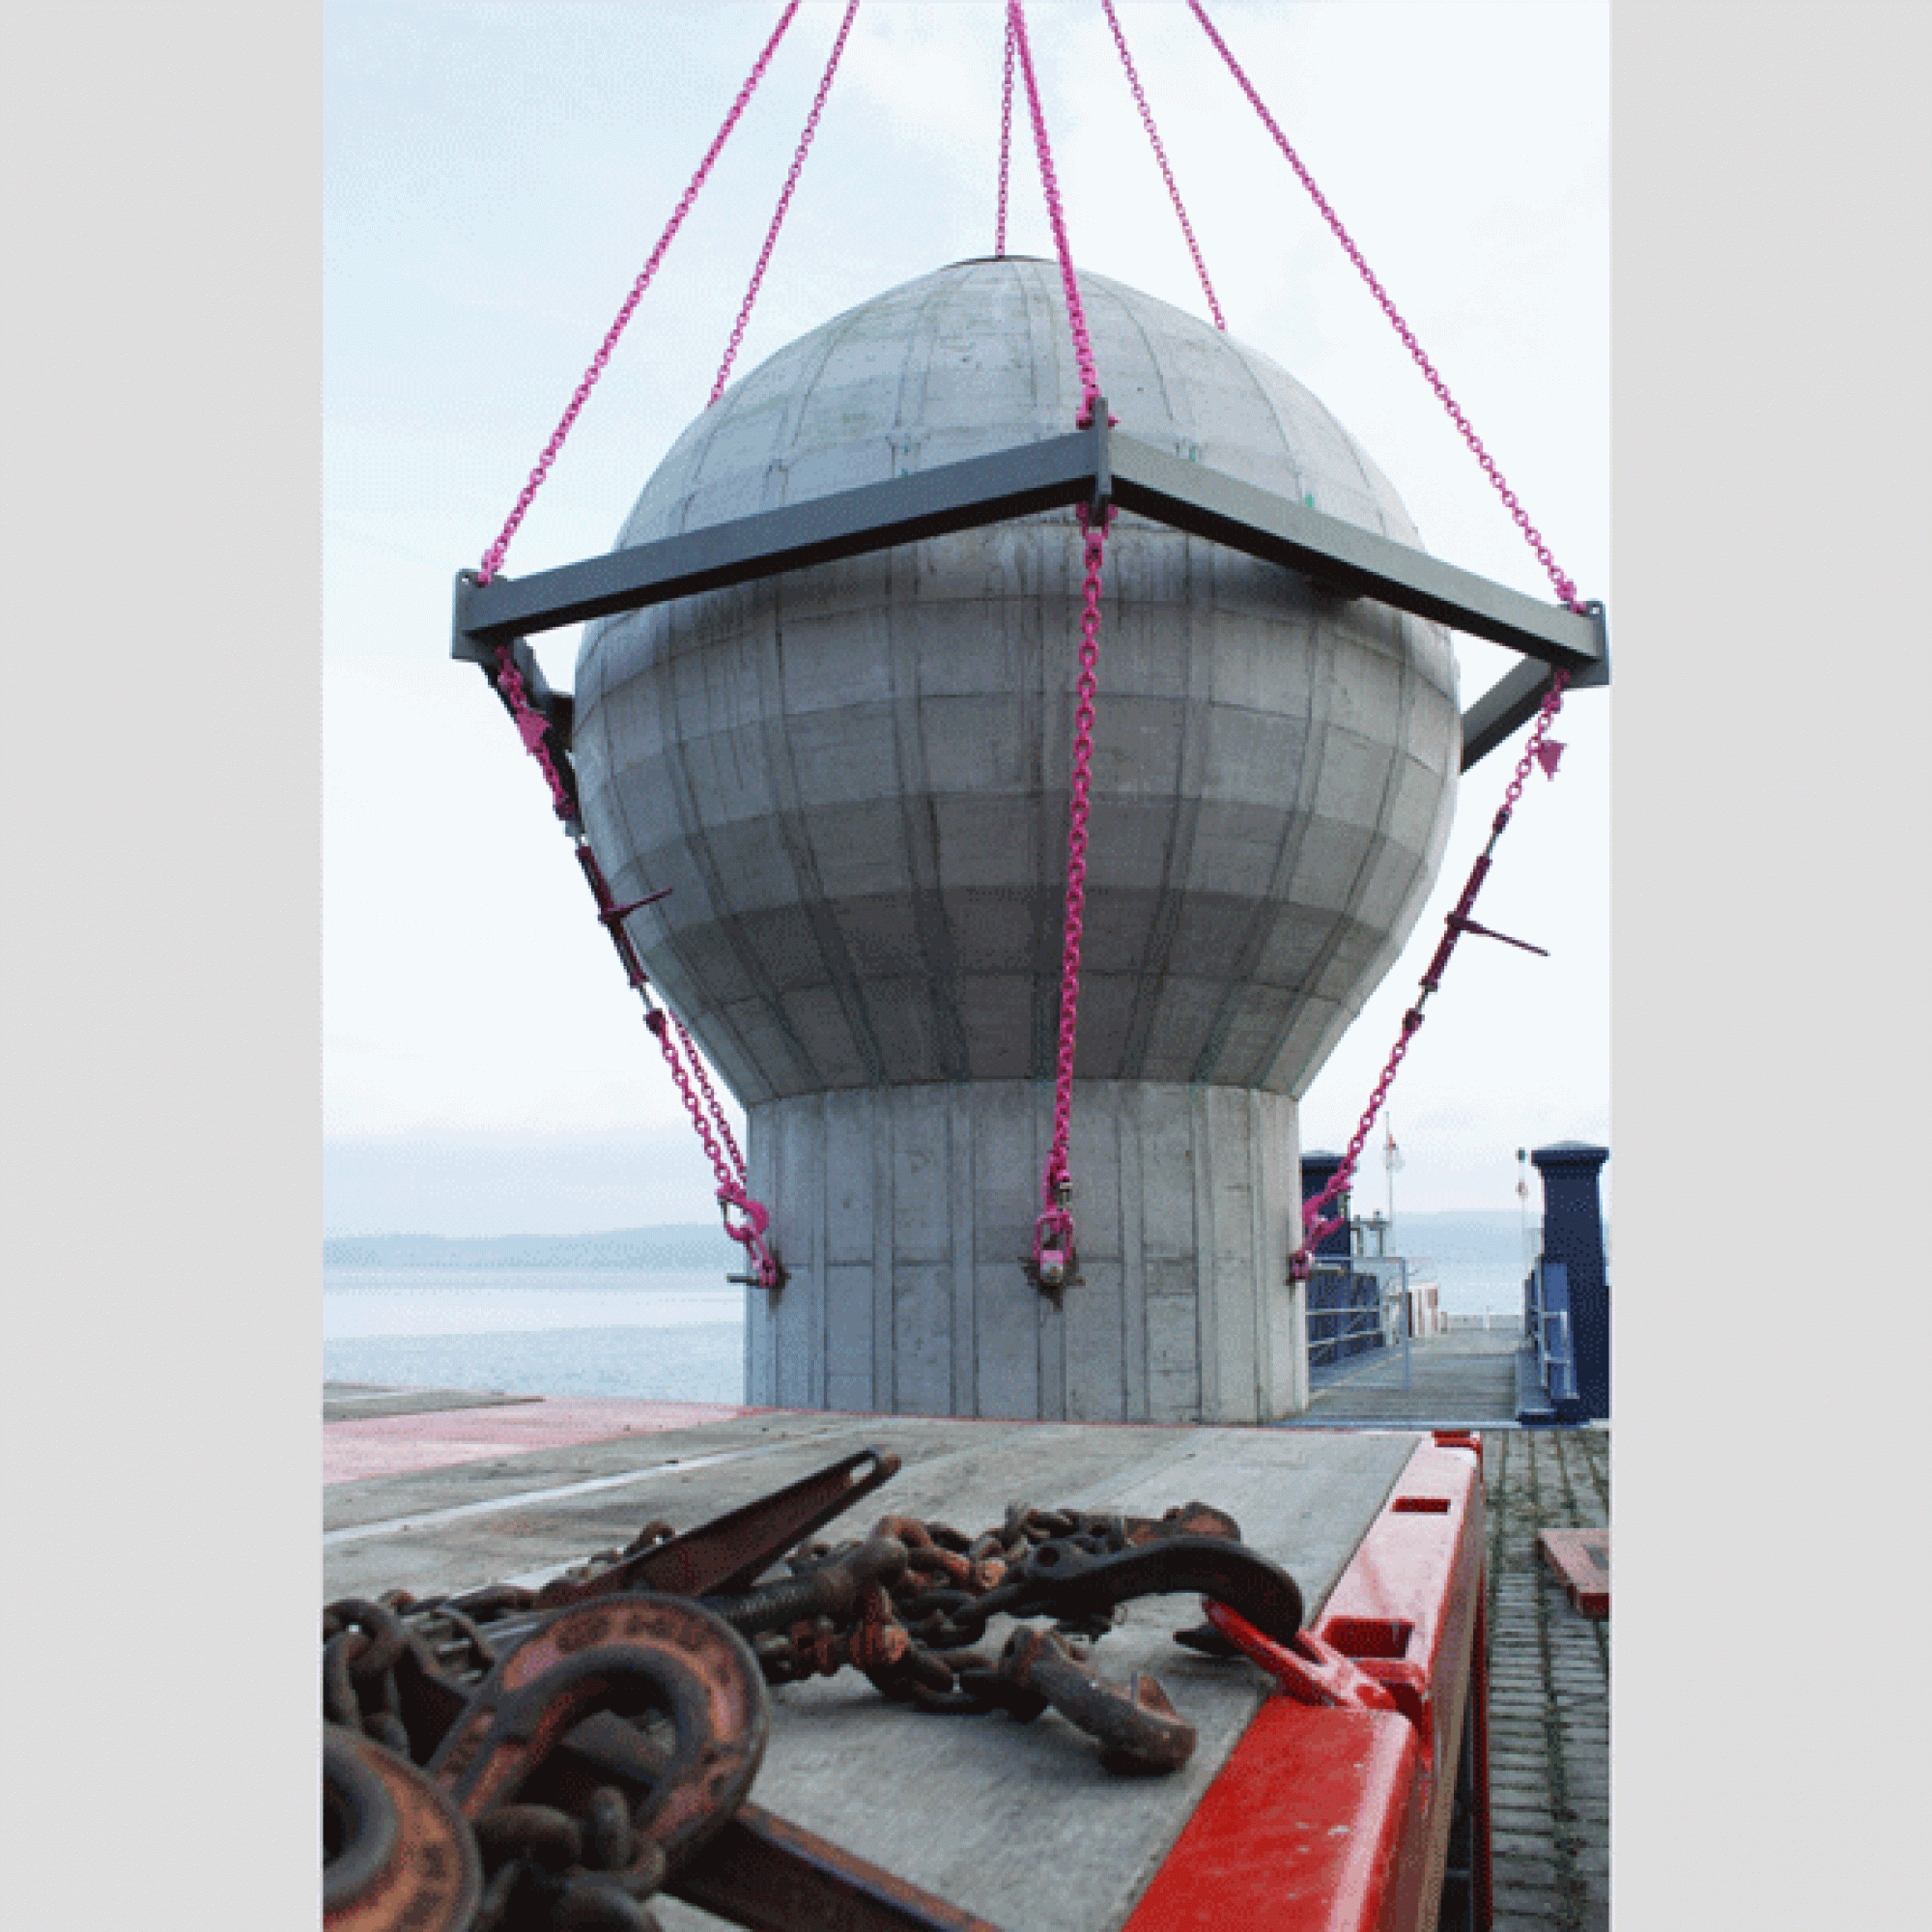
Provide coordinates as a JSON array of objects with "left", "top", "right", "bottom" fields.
[{"left": 326, "top": 1404, "right": 1490, "bottom": 1931}]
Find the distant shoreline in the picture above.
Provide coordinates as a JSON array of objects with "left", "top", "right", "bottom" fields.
[
  {"left": 325, "top": 1210, "right": 1550, "bottom": 1273},
  {"left": 324, "top": 1224, "right": 737, "bottom": 1271}
]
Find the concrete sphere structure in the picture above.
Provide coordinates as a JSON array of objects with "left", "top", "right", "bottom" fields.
[{"left": 573, "top": 259, "right": 1460, "bottom": 1422}]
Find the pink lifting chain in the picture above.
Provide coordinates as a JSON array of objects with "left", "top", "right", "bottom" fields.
[
  {"left": 477, "top": 3, "right": 801, "bottom": 586},
  {"left": 494, "top": 661, "right": 780, "bottom": 1290},
  {"left": 1179, "top": 2, "right": 1590, "bottom": 1274},
  {"left": 1009, "top": 0, "right": 1115, "bottom": 1288},
  {"left": 1294, "top": 676, "right": 1571, "bottom": 1277},
  {"left": 708, "top": 0, "right": 861, "bottom": 408},
  {"left": 474, "top": 14, "right": 813, "bottom": 1290},
  {"left": 994, "top": 10, "right": 1017, "bottom": 257},
  {"left": 1101, "top": 0, "right": 1226, "bottom": 330},
  {"left": 1037, "top": 505, "right": 1116, "bottom": 1273},
  {"left": 1188, "top": 0, "right": 1584, "bottom": 612},
  {"left": 1009, "top": 1, "right": 1102, "bottom": 423}
]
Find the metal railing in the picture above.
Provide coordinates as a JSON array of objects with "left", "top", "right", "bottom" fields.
[
  {"left": 1358, "top": 1255, "right": 1448, "bottom": 1340},
  {"left": 1305, "top": 1284, "right": 1387, "bottom": 1371},
  {"left": 1305, "top": 1257, "right": 1419, "bottom": 1390},
  {"left": 1523, "top": 1258, "right": 1577, "bottom": 1407}
]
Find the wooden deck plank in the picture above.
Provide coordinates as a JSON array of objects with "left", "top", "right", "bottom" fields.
[
  {"left": 322, "top": 1382, "right": 543, "bottom": 1423},
  {"left": 324, "top": 1412, "right": 877, "bottom": 1602}
]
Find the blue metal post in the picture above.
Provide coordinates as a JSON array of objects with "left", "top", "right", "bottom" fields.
[{"left": 1530, "top": 1142, "right": 1609, "bottom": 1420}]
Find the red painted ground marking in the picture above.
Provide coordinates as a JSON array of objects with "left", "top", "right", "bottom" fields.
[
  {"left": 1539, "top": 1526, "right": 1609, "bottom": 1617},
  {"left": 324, "top": 1397, "right": 754, "bottom": 1486}
]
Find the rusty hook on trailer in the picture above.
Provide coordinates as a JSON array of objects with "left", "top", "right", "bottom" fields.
[
  {"left": 959, "top": 1629, "right": 1196, "bottom": 1776},
  {"left": 978, "top": 1533, "right": 1304, "bottom": 1646},
  {"left": 527, "top": 1445, "right": 901, "bottom": 1612}
]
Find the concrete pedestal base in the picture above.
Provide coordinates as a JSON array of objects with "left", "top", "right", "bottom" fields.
[{"left": 744, "top": 1080, "right": 1307, "bottom": 1423}]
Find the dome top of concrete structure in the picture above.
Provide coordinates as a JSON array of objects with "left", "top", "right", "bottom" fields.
[
  {"left": 574, "top": 258, "right": 1460, "bottom": 1112},
  {"left": 596, "top": 257, "right": 1441, "bottom": 565}
]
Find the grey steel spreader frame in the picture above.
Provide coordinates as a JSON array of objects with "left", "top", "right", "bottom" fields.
[{"left": 451, "top": 401, "right": 1607, "bottom": 775}]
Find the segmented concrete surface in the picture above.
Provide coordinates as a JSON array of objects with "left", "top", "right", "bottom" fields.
[
  {"left": 574, "top": 258, "right": 1463, "bottom": 1422},
  {"left": 1483, "top": 1428, "right": 1610, "bottom": 1932}
]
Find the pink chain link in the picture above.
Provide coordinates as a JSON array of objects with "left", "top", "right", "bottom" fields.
[
  {"left": 674, "top": 1010, "right": 749, "bottom": 1180},
  {"left": 1008, "top": 0, "right": 1102, "bottom": 424},
  {"left": 1036, "top": 504, "right": 1114, "bottom": 1267},
  {"left": 708, "top": 0, "right": 860, "bottom": 409},
  {"left": 995, "top": 11, "right": 1016, "bottom": 257},
  {"left": 1101, "top": 0, "right": 1226, "bottom": 330},
  {"left": 473, "top": 12, "right": 810, "bottom": 1286},
  {"left": 495, "top": 649, "right": 779, "bottom": 1284},
  {"left": 1292, "top": 671, "right": 1571, "bottom": 1274},
  {"left": 1499, "top": 672, "right": 1570, "bottom": 817},
  {"left": 1006, "top": 0, "right": 1114, "bottom": 1277},
  {"left": 495, "top": 658, "right": 576, "bottom": 820},
  {"left": 1187, "top": 0, "right": 1584, "bottom": 613},
  {"left": 647, "top": 1009, "right": 779, "bottom": 1290},
  {"left": 476, "top": 3, "right": 801, "bottom": 585}
]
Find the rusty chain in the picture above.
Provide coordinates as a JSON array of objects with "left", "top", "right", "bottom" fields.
[{"left": 323, "top": 1458, "right": 1303, "bottom": 1928}]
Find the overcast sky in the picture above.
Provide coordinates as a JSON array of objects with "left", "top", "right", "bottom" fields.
[{"left": 323, "top": 0, "right": 1608, "bottom": 1235}]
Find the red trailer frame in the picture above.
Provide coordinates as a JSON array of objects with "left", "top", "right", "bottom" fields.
[{"left": 1125, "top": 1434, "right": 1490, "bottom": 1932}]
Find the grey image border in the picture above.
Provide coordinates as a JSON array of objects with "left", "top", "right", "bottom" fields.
[{"left": 0, "top": 6, "right": 321, "bottom": 1926}]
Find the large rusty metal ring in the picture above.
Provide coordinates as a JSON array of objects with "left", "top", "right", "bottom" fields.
[
  {"left": 325, "top": 1723, "right": 482, "bottom": 1932},
  {"left": 423, "top": 1595, "right": 768, "bottom": 1881}
]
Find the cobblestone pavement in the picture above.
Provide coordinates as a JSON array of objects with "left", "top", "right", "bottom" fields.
[{"left": 1483, "top": 1428, "right": 1610, "bottom": 1932}]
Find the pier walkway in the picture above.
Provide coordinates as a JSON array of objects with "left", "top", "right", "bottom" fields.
[{"left": 1288, "top": 1325, "right": 1522, "bottom": 1429}]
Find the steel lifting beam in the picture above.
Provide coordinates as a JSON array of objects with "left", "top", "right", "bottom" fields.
[
  {"left": 1106, "top": 433, "right": 1605, "bottom": 676},
  {"left": 451, "top": 423, "right": 1111, "bottom": 654},
  {"left": 1457, "top": 613, "right": 1607, "bottom": 771},
  {"left": 453, "top": 411, "right": 1605, "bottom": 772}
]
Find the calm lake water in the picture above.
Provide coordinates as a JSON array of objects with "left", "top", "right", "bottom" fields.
[
  {"left": 324, "top": 1267, "right": 746, "bottom": 1404},
  {"left": 325, "top": 1236, "right": 1539, "bottom": 1405}
]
